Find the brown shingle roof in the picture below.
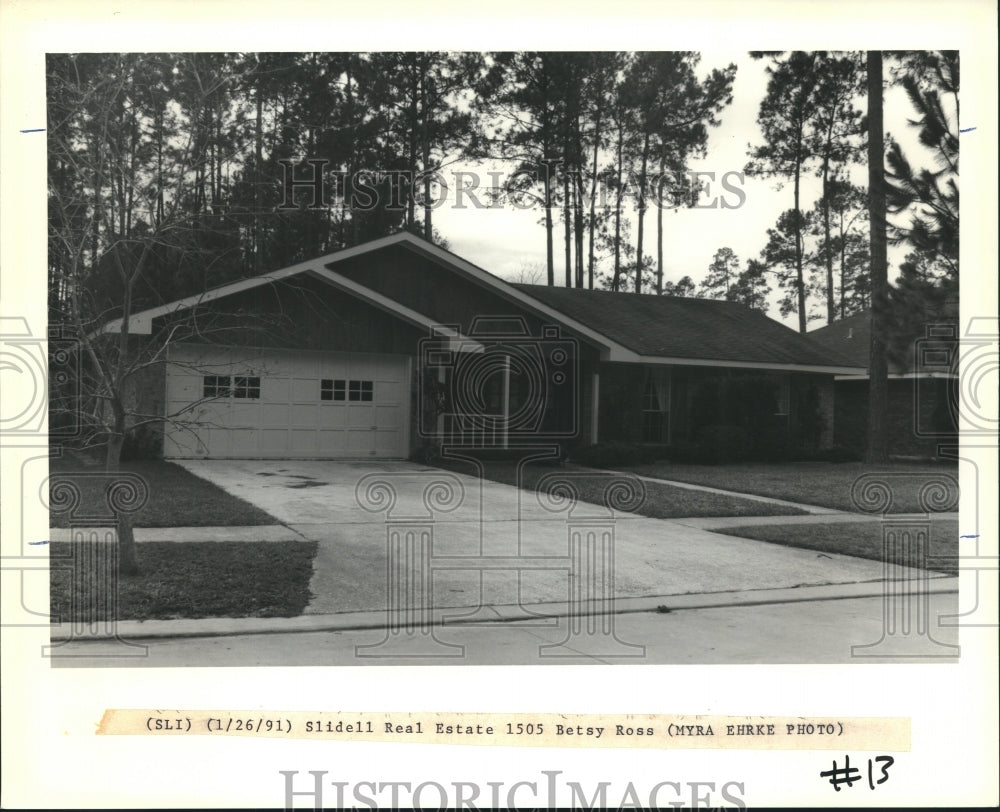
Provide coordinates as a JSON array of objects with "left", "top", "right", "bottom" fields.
[
  {"left": 512, "top": 284, "right": 858, "bottom": 368},
  {"left": 808, "top": 306, "right": 960, "bottom": 375},
  {"left": 806, "top": 311, "right": 875, "bottom": 369}
]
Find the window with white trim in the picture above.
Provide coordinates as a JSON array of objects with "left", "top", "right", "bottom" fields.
[
  {"left": 641, "top": 367, "right": 671, "bottom": 443},
  {"left": 775, "top": 376, "right": 790, "bottom": 416}
]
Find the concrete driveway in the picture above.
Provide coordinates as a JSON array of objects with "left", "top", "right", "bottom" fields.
[{"left": 177, "top": 459, "right": 934, "bottom": 617}]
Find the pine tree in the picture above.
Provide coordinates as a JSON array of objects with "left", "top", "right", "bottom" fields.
[
  {"left": 730, "top": 260, "right": 772, "bottom": 313},
  {"left": 699, "top": 247, "right": 741, "bottom": 299}
]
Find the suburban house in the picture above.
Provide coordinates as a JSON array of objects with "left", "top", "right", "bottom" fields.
[
  {"left": 807, "top": 307, "right": 959, "bottom": 459},
  {"left": 104, "top": 232, "right": 865, "bottom": 461}
]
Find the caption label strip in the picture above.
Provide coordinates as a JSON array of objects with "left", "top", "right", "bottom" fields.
[{"left": 97, "top": 711, "right": 909, "bottom": 751}]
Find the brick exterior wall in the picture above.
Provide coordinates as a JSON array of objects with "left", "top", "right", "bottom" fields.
[{"left": 834, "top": 377, "right": 957, "bottom": 458}]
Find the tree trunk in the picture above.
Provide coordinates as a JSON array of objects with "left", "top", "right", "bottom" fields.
[
  {"left": 635, "top": 132, "right": 649, "bottom": 294},
  {"left": 343, "top": 64, "right": 356, "bottom": 247},
  {"left": 544, "top": 161, "right": 555, "bottom": 286},
  {"left": 656, "top": 155, "right": 664, "bottom": 295},
  {"left": 574, "top": 169, "right": 585, "bottom": 288},
  {"left": 839, "top": 209, "right": 847, "bottom": 319},
  {"left": 865, "top": 50, "right": 890, "bottom": 465},
  {"left": 421, "top": 67, "right": 433, "bottom": 242},
  {"left": 253, "top": 88, "right": 263, "bottom": 273},
  {"left": 563, "top": 165, "right": 571, "bottom": 287},
  {"left": 612, "top": 126, "right": 624, "bottom": 292},
  {"left": 587, "top": 100, "right": 603, "bottom": 290},
  {"left": 572, "top": 109, "right": 585, "bottom": 288},
  {"left": 793, "top": 143, "right": 806, "bottom": 333},
  {"left": 407, "top": 62, "right": 418, "bottom": 232},
  {"left": 105, "top": 419, "right": 140, "bottom": 576},
  {"left": 156, "top": 107, "right": 164, "bottom": 227},
  {"left": 821, "top": 156, "right": 835, "bottom": 324}
]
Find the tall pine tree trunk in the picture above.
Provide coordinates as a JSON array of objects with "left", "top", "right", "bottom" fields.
[
  {"left": 544, "top": 160, "right": 555, "bottom": 286},
  {"left": 253, "top": 89, "right": 263, "bottom": 273},
  {"left": 635, "top": 132, "right": 649, "bottom": 294},
  {"left": 793, "top": 144, "right": 806, "bottom": 333},
  {"left": 612, "top": 127, "right": 624, "bottom": 292},
  {"left": 656, "top": 155, "right": 664, "bottom": 294},
  {"left": 421, "top": 68, "right": 433, "bottom": 242},
  {"left": 587, "top": 102, "right": 603, "bottom": 290},
  {"left": 839, "top": 209, "right": 847, "bottom": 319},
  {"left": 865, "top": 50, "right": 890, "bottom": 464},
  {"left": 563, "top": 164, "right": 571, "bottom": 287},
  {"left": 821, "top": 155, "right": 835, "bottom": 324},
  {"left": 574, "top": 169, "right": 585, "bottom": 288}
]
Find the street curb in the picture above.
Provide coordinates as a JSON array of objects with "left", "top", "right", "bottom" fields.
[
  {"left": 46, "top": 525, "right": 305, "bottom": 543},
  {"left": 49, "top": 576, "right": 958, "bottom": 642}
]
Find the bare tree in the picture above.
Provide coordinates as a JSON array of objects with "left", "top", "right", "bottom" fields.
[{"left": 48, "top": 54, "right": 269, "bottom": 572}]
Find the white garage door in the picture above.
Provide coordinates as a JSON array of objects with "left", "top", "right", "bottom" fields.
[{"left": 163, "top": 344, "right": 411, "bottom": 459}]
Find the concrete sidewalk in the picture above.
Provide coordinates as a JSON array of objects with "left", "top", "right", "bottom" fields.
[
  {"left": 579, "top": 465, "right": 847, "bottom": 514},
  {"left": 49, "top": 575, "right": 959, "bottom": 642},
  {"left": 675, "top": 511, "right": 960, "bottom": 531}
]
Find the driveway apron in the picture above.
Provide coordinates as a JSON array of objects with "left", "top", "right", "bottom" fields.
[{"left": 177, "top": 460, "right": 934, "bottom": 616}]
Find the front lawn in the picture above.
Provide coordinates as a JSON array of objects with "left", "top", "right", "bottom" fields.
[
  {"left": 48, "top": 458, "right": 278, "bottom": 527},
  {"left": 622, "top": 461, "right": 959, "bottom": 514},
  {"left": 714, "top": 520, "right": 959, "bottom": 575},
  {"left": 433, "top": 457, "right": 808, "bottom": 519},
  {"left": 49, "top": 541, "right": 316, "bottom": 621}
]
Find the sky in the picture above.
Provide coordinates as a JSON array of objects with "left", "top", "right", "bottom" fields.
[{"left": 432, "top": 53, "right": 935, "bottom": 329}]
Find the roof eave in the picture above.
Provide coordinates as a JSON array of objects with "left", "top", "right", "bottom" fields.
[{"left": 636, "top": 355, "right": 867, "bottom": 375}]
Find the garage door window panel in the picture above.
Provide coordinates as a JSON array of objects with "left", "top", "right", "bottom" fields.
[
  {"left": 203, "top": 375, "right": 231, "bottom": 398},
  {"left": 234, "top": 376, "right": 261, "bottom": 399},
  {"left": 348, "top": 380, "right": 374, "bottom": 402},
  {"left": 321, "top": 379, "right": 346, "bottom": 401}
]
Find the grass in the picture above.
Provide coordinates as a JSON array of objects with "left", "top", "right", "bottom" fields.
[
  {"left": 48, "top": 457, "right": 279, "bottom": 528},
  {"left": 622, "top": 461, "right": 960, "bottom": 514},
  {"left": 432, "top": 457, "right": 808, "bottom": 519},
  {"left": 49, "top": 541, "right": 317, "bottom": 622},
  {"left": 714, "top": 520, "right": 959, "bottom": 576}
]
